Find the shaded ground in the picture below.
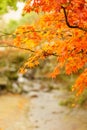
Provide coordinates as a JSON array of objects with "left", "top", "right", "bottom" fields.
[{"left": 0, "top": 90, "right": 87, "bottom": 130}]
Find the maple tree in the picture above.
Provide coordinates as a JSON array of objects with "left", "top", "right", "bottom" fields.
[{"left": 1, "top": 0, "right": 87, "bottom": 95}]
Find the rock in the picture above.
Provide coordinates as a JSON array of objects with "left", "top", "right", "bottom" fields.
[
  {"left": 12, "top": 83, "right": 19, "bottom": 93},
  {"left": 28, "top": 91, "right": 38, "bottom": 98},
  {"left": 22, "top": 85, "right": 30, "bottom": 92},
  {"left": 32, "top": 83, "right": 41, "bottom": 91}
]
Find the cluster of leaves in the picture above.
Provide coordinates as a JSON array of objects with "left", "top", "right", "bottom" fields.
[{"left": 2, "top": 0, "right": 87, "bottom": 95}]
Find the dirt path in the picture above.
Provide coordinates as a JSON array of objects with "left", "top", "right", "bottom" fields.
[
  {"left": 27, "top": 91, "right": 87, "bottom": 130},
  {"left": 0, "top": 91, "right": 87, "bottom": 130},
  {"left": 0, "top": 94, "right": 31, "bottom": 130}
]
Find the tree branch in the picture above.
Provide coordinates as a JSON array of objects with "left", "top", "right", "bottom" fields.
[
  {"left": 0, "top": 44, "right": 58, "bottom": 57},
  {"left": 0, "top": 44, "right": 35, "bottom": 52},
  {"left": 61, "top": 6, "right": 87, "bottom": 32}
]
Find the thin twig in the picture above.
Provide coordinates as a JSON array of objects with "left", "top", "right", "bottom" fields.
[{"left": 0, "top": 45, "right": 35, "bottom": 52}]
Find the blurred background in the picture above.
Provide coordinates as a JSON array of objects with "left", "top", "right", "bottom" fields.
[
  {"left": 0, "top": 0, "right": 87, "bottom": 106},
  {"left": 0, "top": 1, "right": 87, "bottom": 130}
]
